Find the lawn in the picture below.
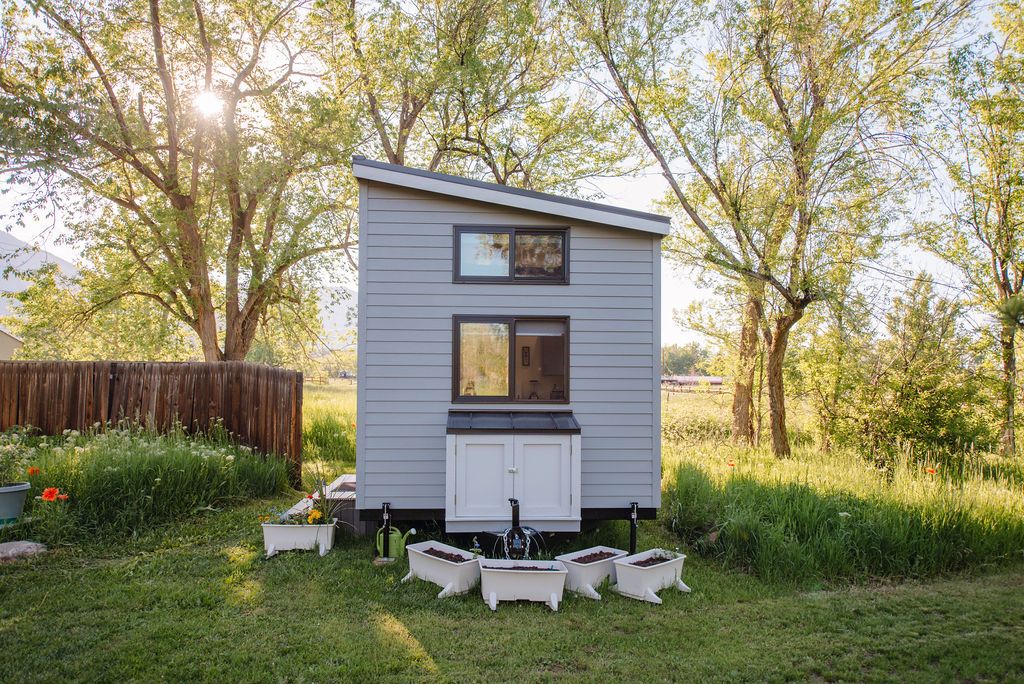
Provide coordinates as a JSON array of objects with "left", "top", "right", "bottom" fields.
[
  {"left": 1, "top": 497, "right": 1022, "bottom": 682},
  {"left": 2, "top": 382, "right": 1023, "bottom": 681}
]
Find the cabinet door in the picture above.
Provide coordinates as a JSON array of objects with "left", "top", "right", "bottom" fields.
[
  {"left": 514, "top": 435, "right": 572, "bottom": 519},
  {"left": 454, "top": 435, "right": 514, "bottom": 519}
]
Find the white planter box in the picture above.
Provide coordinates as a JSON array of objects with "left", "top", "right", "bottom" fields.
[
  {"left": 613, "top": 548, "right": 691, "bottom": 604},
  {"left": 555, "top": 545, "right": 628, "bottom": 600},
  {"left": 479, "top": 559, "right": 568, "bottom": 612},
  {"left": 262, "top": 519, "right": 337, "bottom": 558},
  {"left": 403, "top": 540, "right": 481, "bottom": 598}
]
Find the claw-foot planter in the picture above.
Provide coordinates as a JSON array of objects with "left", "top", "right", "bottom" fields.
[
  {"left": 403, "top": 541, "right": 481, "bottom": 598},
  {"left": 262, "top": 520, "right": 337, "bottom": 558},
  {"left": 555, "top": 545, "right": 627, "bottom": 600},
  {"left": 613, "top": 548, "right": 690, "bottom": 604},
  {"left": 479, "top": 559, "right": 568, "bottom": 612}
]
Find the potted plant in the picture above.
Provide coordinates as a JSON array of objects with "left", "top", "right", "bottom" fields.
[
  {"left": 554, "top": 545, "right": 628, "bottom": 600},
  {"left": 261, "top": 479, "right": 336, "bottom": 558},
  {"left": 613, "top": 548, "right": 691, "bottom": 604},
  {"left": 404, "top": 540, "right": 481, "bottom": 598},
  {"left": 478, "top": 558, "right": 569, "bottom": 612},
  {"left": 0, "top": 431, "right": 34, "bottom": 528}
]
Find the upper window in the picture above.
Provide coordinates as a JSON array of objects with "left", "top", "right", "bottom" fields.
[
  {"left": 454, "top": 227, "right": 567, "bottom": 283},
  {"left": 454, "top": 316, "right": 568, "bottom": 403}
]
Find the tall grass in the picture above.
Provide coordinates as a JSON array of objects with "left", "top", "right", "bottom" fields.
[
  {"left": 302, "top": 381, "right": 357, "bottom": 485},
  {"left": 661, "top": 440, "right": 1024, "bottom": 585},
  {"left": 7, "top": 427, "right": 287, "bottom": 543}
]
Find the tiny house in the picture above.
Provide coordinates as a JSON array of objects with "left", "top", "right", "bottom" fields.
[{"left": 352, "top": 157, "right": 671, "bottom": 532}]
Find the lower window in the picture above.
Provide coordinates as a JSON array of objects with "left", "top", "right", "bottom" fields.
[{"left": 454, "top": 316, "right": 568, "bottom": 403}]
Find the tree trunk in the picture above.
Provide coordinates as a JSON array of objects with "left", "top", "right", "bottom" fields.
[
  {"left": 765, "top": 309, "right": 804, "bottom": 458},
  {"left": 732, "top": 295, "right": 761, "bottom": 444},
  {"left": 1000, "top": 319, "right": 1017, "bottom": 458},
  {"left": 194, "top": 300, "right": 222, "bottom": 362}
]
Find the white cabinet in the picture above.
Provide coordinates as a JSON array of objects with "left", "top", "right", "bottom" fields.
[
  {"left": 453, "top": 434, "right": 513, "bottom": 519},
  {"left": 515, "top": 435, "right": 572, "bottom": 519},
  {"left": 447, "top": 433, "right": 581, "bottom": 530}
]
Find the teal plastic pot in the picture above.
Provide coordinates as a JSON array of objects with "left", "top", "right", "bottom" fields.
[{"left": 0, "top": 482, "right": 30, "bottom": 526}]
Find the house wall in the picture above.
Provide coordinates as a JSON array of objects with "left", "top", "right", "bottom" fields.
[
  {"left": 0, "top": 331, "right": 22, "bottom": 361},
  {"left": 356, "top": 181, "right": 661, "bottom": 514}
]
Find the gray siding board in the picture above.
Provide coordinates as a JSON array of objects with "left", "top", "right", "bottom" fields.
[
  {"left": 365, "top": 306, "right": 653, "bottom": 320},
  {"left": 364, "top": 329, "right": 652, "bottom": 345},
  {"left": 366, "top": 295, "right": 652, "bottom": 308},
  {"left": 365, "top": 364, "right": 451, "bottom": 378},
  {"left": 364, "top": 317, "right": 653, "bottom": 333},
  {"left": 368, "top": 282, "right": 653, "bottom": 298},
  {"left": 357, "top": 180, "right": 661, "bottom": 515}
]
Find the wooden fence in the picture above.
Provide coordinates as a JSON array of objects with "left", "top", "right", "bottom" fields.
[{"left": 0, "top": 361, "right": 303, "bottom": 485}]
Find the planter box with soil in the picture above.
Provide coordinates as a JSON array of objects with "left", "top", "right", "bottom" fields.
[
  {"left": 478, "top": 559, "right": 568, "bottom": 612},
  {"left": 262, "top": 519, "right": 337, "bottom": 558},
  {"left": 554, "top": 545, "right": 628, "bottom": 600},
  {"left": 612, "top": 548, "right": 691, "bottom": 604},
  {"left": 403, "top": 540, "right": 481, "bottom": 598}
]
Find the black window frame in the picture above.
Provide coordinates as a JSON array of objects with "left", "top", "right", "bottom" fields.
[
  {"left": 452, "top": 314, "right": 570, "bottom": 404},
  {"left": 453, "top": 226, "right": 569, "bottom": 284}
]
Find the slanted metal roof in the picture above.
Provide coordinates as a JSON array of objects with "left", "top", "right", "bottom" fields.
[
  {"left": 352, "top": 156, "right": 672, "bottom": 237},
  {"left": 446, "top": 410, "right": 582, "bottom": 434}
]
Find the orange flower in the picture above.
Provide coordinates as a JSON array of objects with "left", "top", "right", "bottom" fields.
[
  {"left": 27, "top": 466, "right": 40, "bottom": 477},
  {"left": 41, "top": 487, "right": 59, "bottom": 502},
  {"left": 726, "top": 459, "right": 736, "bottom": 468},
  {"left": 925, "top": 467, "right": 937, "bottom": 475},
  {"left": 57, "top": 494, "right": 69, "bottom": 501}
]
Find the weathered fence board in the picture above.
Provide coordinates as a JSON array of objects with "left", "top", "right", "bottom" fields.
[{"left": 0, "top": 361, "right": 303, "bottom": 485}]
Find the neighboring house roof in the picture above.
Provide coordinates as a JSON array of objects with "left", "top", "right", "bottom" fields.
[
  {"left": 0, "top": 327, "right": 22, "bottom": 344},
  {"left": 352, "top": 156, "right": 672, "bottom": 236}
]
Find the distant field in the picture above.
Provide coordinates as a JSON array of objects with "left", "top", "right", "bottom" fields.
[{"left": 301, "top": 380, "right": 357, "bottom": 483}]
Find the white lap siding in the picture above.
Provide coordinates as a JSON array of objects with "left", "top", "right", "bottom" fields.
[{"left": 356, "top": 181, "right": 661, "bottom": 514}]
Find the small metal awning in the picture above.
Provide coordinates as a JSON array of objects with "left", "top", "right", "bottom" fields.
[{"left": 446, "top": 410, "right": 581, "bottom": 434}]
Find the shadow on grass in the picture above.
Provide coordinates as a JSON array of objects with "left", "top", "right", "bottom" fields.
[{"left": 663, "top": 465, "right": 1024, "bottom": 587}]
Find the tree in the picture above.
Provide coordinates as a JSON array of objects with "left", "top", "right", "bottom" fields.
[
  {"left": 2, "top": 264, "right": 198, "bottom": 361},
  {"left": 329, "top": 0, "right": 631, "bottom": 191},
  {"left": 565, "top": 0, "right": 967, "bottom": 455},
  {"left": 845, "top": 279, "right": 993, "bottom": 457},
  {"left": 923, "top": 8, "right": 1024, "bottom": 457},
  {"left": 661, "top": 342, "right": 710, "bottom": 375},
  {"left": 0, "top": 0, "right": 360, "bottom": 361}
]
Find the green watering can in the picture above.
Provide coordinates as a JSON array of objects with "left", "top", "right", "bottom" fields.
[{"left": 376, "top": 525, "right": 416, "bottom": 558}]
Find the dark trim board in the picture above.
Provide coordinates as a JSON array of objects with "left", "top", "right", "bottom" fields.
[
  {"left": 358, "top": 507, "right": 657, "bottom": 523},
  {"left": 581, "top": 507, "right": 657, "bottom": 521},
  {"left": 359, "top": 508, "right": 445, "bottom": 522}
]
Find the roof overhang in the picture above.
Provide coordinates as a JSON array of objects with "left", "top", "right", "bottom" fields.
[
  {"left": 352, "top": 157, "right": 671, "bottom": 237},
  {"left": 446, "top": 410, "right": 582, "bottom": 434}
]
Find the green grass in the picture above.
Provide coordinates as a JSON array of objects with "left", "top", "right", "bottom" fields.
[
  {"left": 0, "top": 497, "right": 1021, "bottom": 682},
  {"left": 1, "top": 427, "right": 287, "bottom": 544},
  {"left": 661, "top": 396, "right": 1024, "bottom": 585},
  {"left": 301, "top": 380, "right": 357, "bottom": 485},
  {"left": 2, "top": 386, "right": 1023, "bottom": 679}
]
